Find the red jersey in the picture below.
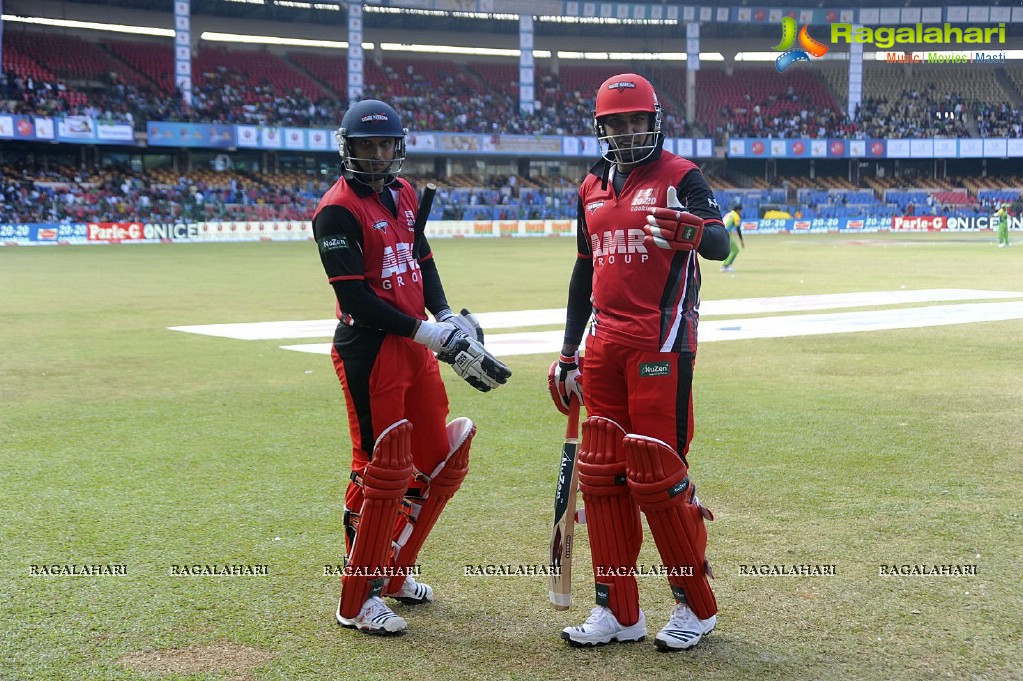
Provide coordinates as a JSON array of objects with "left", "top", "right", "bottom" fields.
[
  {"left": 313, "top": 175, "right": 427, "bottom": 323},
  {"left": 576, "top": 152, "right": 726, "bottom": 353}
]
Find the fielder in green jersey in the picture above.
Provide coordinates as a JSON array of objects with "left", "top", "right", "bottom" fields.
[
  {"left": 996, "top": 204, "right": 1009, "bottom": 248},
  {"left": 721, "top": 204, "right": 745, "bottom": 272}
]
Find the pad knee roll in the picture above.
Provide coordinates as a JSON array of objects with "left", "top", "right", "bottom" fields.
[
  {"left": 624, "top": 433, "right": 717, "bottom": 620},
  {"left": 578, "top": 417, "right": 643, "bottom": 626},
  {"left": 385, "top": 417, "right": 475, "bottom": 594},
  {"left": 339, "top": 420, "right": 414, "bottom": 620}
]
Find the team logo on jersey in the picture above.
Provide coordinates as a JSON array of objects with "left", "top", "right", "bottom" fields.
[
  {"left": 586, "top": 200, "right": 605, "bottom": 214},
  {"left": 631, "top": 188, "right": 657, "bottom": 211},
  {"left": 707, "top": 196, "right": 720, "bottom": 211},
  {"left": 371, "top": 219, "right": 389, "bottom": 232},
  {"left": 318, "top": 235, "right": 349, "bottom": 253}
]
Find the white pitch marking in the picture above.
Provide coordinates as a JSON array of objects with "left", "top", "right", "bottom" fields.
[
  {"left": 169, "top": 290, "right": 1023, "bottom": 358},
  {"left": 169, "top": 319, "right": 337, "bottom": 340},
  {"left": 169, "top": 290, "right": 1023, "bottom": 341},
  {"left": 698, "top": 301, "right": 1023, "bottom": 343},
  {"left": 278, "top": 301, "right": 1023, "bottom": 357},
  {"left": 699, "top": 288, "right": 1023, "bottom": 316}
]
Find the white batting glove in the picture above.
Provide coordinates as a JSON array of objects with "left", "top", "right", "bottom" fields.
[
  {"left": 413, "top": 320, "right": 465, "bottom": 355},
  {"left": 448, "top": 336, "right": 512, "bottom": 392},
  {"left": 436, "top": 308, "right": 484, "bottom": 344}
]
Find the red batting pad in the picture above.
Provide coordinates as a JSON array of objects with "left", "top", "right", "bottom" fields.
[
  {"left": 384, "top": 417, "right": 475, "bottom": 595},
  {"left": 624, "top": 433, "right": 717, "bottom": 620},
  {"left": 338, "top": 420, "right": 414, "bottom": 620},
  {"left": 578, "top": 417, "right": 643, "bottom": 626}
]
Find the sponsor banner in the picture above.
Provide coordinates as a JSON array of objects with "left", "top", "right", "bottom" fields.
[
  {"left": 946, "top": 215, "right": 1023, "bottom": 231},
  {"left": 5, "top": 214, "right": 1016, "bottom": 247},
  {"left": 148, "top": 122, "right": 234, "bottom": 148},
  {"left": 1, "top": 115, "right": 127, "bottom": 144},
  {"left": 96, "top": 123, "right": 135, "bottom": 143},
  {"left": 437, "top": 133, "right": 481, "bottom": 152},
  {"left": 308, "top": 128, "right": 333, "bottom": 151},
  {"left": 85, "top": 222, "right": 205, "bottom": 242},
  {"left": 891, "top": 215, "right": 945, "bottom": 231},
  {"left": 577, "top": 136, "right": 599, "bottom": 157},
  {"left": 35, "top": 117, "right": 56, "bottom": 140},
  {"left": 57, "top": 116, "right": 96, "bottom": 141},
  {"left": 260, "top": 127, "right": 283, "bottom": 149},
  {"left": 283, "top": 128, "right": 306, "bottom": 150},
  {"left": 406, "top": 133, "right": 437, "bottom": 152},
  {"left": 727, "top": 136, "right": 1020, "bottom": 159},
  {"left": 236, "top": 125, "right": 260, "bottom": 148}
]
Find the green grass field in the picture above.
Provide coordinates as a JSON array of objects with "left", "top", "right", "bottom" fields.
[{"left": 2, "top": 232, "right": 1021, "bottom": 680}]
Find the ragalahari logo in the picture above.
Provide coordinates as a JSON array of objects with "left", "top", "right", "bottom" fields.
[{"left": 773, "top": 16, "right": 829, "bottom": 73}]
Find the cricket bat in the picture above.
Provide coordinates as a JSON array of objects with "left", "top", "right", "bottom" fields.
[
  {"left": 412, "top": 182, "right": 436, "bottom": 259},
  {"left": 548, "top": 397, "right": 581, "bottom": 610}
]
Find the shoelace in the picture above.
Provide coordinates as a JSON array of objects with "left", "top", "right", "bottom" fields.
[
  {"left": 669, "top": 605, "right": 696, "bottom": 627},
  {"left": 583, "top": 607, "right": 610, "bottom": 627}
]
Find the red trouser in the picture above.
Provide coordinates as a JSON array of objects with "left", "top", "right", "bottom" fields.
[
  {"left": 583, "top": 334, "right": 695, "bottom": 459},
  {"left": 331, "top": 333, "right": 450, "bottom": 537}
]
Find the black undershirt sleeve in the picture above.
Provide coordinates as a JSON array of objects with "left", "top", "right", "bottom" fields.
[
  {"left": 330, "top": 280, "right": 420, "bottom": 337},
  {"left": 677, "top": 169, "right": 730, "bottom": 261},
  {"left": 313, "top": 204, "right": 421, "bottom": 337},
  {"left": 564, "top": 257, "right": 594, "bottom": 346},
  {"left": 418, "top": 237, "right": 450, "bottom": 316},
  {"left": 564, "top": 200, "right": 594, "bottom": 346}
]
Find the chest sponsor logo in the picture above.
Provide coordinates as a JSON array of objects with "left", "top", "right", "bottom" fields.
[
  {"left": 404, "top": 210, "right": 416, "bottom": 228},
  {"left": 371, "top": 219, "right": 389, "bottom": 232},
  {"left": 590, "top": 229, "right": 649, "bottom": 260},
  {"left": 631, "top": 188, "right": 657, "bottom": 210},
  {"left": 639, "top": 361, "right": 671, "bottom": 377},
  {"left": 380, "top": 242, "right": 421, "bottom": 289},
  {"left": 586, "top": 200, "right": 605, "bottom": 214},
  {"left": 319, "top": 235, "right": 349, "bottom": 252}
]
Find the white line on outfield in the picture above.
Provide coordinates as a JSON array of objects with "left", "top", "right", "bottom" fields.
[
  {"left": 279, "top": 301, "right": 1023, "bottom": 357},
  {"left": 168, "top": 289, "right": 1023, "bottom": 341}
]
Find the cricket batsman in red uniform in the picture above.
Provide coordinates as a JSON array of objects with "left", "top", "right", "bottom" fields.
[
  {"left": 550, "top": 73, "right": 729, "bottom": 651},
  {"left": 312, "top": 99, "right": 510, "bottom": 635}
]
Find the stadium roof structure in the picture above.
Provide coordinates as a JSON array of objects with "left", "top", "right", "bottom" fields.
[{"left": 7, "top": 0, "right": 1022, "bottom": 45}]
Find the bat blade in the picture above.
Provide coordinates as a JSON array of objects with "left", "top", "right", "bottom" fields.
[
  {"left": 412, "top": 182, "right": 436, "bottom": 259},
  {"left": 549, "top": 398, "right": 581, "bottom": 610}
]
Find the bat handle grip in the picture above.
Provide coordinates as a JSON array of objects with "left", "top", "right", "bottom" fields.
[{"left": 566, "top": 397, "right": 580, "bottom": 438}]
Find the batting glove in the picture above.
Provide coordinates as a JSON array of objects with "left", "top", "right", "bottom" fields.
[
  {"left": 447, "top": 336, "right": 512, "bottom": 392},
  {"left": 436, "top": 307, "right": 484, "bottom": 344},
  {"left": 644, "top": 186, "right": 704, "bottom": 251},
  {"left": 547, "top": 351, "right": 584, "bottom": 415},
  {"left": 413, "top": 320, "right": 466, "bottom": 355}
]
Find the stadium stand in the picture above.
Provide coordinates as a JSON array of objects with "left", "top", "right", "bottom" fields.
[{"left": 2, "top": 5, "right": 1022, "bottom": 228}]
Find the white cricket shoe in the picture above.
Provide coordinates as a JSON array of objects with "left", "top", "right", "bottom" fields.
[
  {"left": 561, "top": 607, "right": 646, "bottom": 647},
  {"left": 654, "top": 603, "right": 716, "bottom": 651},
  {"left": 336, "top": 596, "right": 407, "bottom": 635},
  {"left": 385, "top": 575, "right": 433, "bottom": 605}
]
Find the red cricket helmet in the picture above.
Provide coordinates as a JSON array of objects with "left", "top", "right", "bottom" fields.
[{"left": 593, "top": 73, "right": 662, "bottom": 166}]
